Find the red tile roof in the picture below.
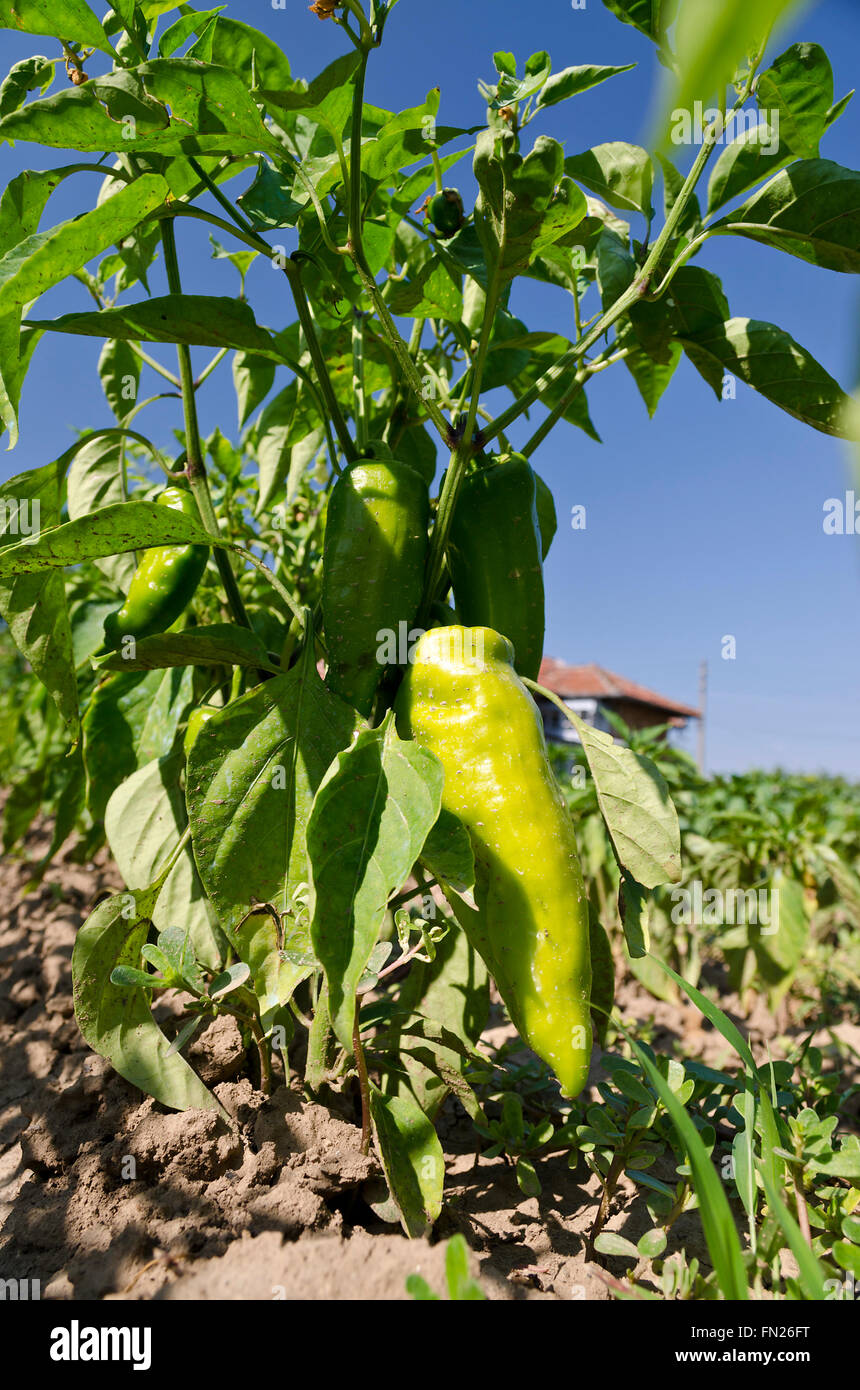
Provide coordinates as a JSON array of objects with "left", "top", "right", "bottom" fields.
[{"left": 537, "top": 658, "right": 701, "bottom": 719}]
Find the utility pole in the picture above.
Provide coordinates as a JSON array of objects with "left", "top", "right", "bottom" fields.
[{"left": 698, "top": 659, "right": 708, "bottom": 774}]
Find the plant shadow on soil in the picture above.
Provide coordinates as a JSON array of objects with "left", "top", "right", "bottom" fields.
[{"left": 1, "top": 816, "right": 857, "bottom": 1300}]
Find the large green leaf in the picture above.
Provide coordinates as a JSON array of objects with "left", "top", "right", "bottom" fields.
[
  {"left": 601, "top": 0, "right": 678, "bottom": 43},
  {"left": 67, "top": 435, "right": 136, "bottom": 594},
  {"left": 0, "top": 173, "right": 167, "bottom": 446},
  {"left": 0, "top": 0, "right": 113, "bottom": 55},
  {"left": 565, "top": 143, "right": 654, "bottom": 216},
  {"left": 0, "top": 60, "right": 278, "bottom": 156},
  {"left": 72, "top": 884, "right": 223, "bottom": 1113},
  {"left": 706, "top": 123, "right": 792, "bottom": 216},
  {"left": 755, "top": 42, "right": 832, "bottom": 160},
  {"left": 105, "top": 753, "right": 224, "bottom": 967},
  {"left": 536, "top": 63, "right": 636, "bottom": 110},
  {"left": 0, "top": 498, "right": 211, "bottom": 577},
  {"left": 308, "top": 716, "right": 443, "bottom": 1052},
  {"left": 28, "top": 293, "right": 280, "bottom": 358},
  {"left": 84, "top": 666, "right": 192, "bottom": 821},
  {"left": 716, "top": 159, "right": 860, "bottom": 274},
  {"left": 186, "top": 636, "right": 356, "bottom": 987},
  {"left": 96, "top": 624, "right": 274, "bottom": 673},
  {"left": 369, "top": 1083, "right": 444, "bottom": 1238},
  {"left": 679, "top": 316, "right": 850, "bottom": 435},
  {"left": 0, "top": 459, "right": 79, "bottom": 741},
  {"left": 389, "top": 928, "right": 489, "bottom": 1120},
  {"left": 188, "top": 14, "right": 292, "bottom": 92},
  {"left": 566, "top": 711, "right": 681, "bottom": 888},
  {"left": 473, "top": 129, "right": 587, "bottom": 284}
]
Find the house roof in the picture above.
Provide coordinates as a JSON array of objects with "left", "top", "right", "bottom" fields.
[{"left": 537, "top": 658, "right": 701, "bottom": 720}]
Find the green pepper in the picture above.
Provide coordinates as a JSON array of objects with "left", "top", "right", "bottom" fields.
[
  {"left": 102, "top": 486, "right": 209, "bottom": 651},
  {"left": 446, "top": 453, "right": 545, "bottom": 680},
  {"left": 429, "top": 188, "right": 465, "bottom": 237},
  {"left": 322, "top": 445, "right": 429, "bottom": 716},
  {"left": 396, "top": 625, "right": 592, "bottom": 1098},
  {"left": 183, "top": 703, "right": 219, "bottom": 758}
]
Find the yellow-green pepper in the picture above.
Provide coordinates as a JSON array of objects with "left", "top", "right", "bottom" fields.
[{"left": 396, "top": 625, "right": 592, "bottom": 1097}]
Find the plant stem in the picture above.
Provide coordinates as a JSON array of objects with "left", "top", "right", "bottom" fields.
[
  {"left": 128, "top": 342, "right": 181, "bottom": 387},
  {"left": 482, "top": 81, "right": 758, "bottom": 450},
  {"left": 282, "top": 255, "right": 357, "bottom": 462},
  {"left": 352, "top": 310, "right": 368, "bottom": 450},
  {"left": 194, "top": 347, "right": 228, "bottom": 389},
  {"left": 353, "top": 1010, "right": 372, "bottom": 1155},
  {"left": 159, "top": 218, "right": 254, "bottom": 633},
  {"left": 587, "top": 1148, "right": 627, "bottom": 1258},
  {"left": 249, "top": 1015, "right": 273, "bottom": 1096}
]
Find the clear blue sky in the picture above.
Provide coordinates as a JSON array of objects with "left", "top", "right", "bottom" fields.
[{"left": 2, "top": 0, "right": 858, "bottom": 776}]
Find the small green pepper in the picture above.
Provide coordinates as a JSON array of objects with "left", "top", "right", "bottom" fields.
[
  {"left": 102, "top": 486, "right": 209, "bottom": 651},
  {"left": 429, "top": 188, "right": 465, "bottom": 237},
  {"left": 396, "top": 625, "right": 592, "bottom": 1097}
]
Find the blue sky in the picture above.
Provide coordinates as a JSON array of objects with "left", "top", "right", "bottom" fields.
[{"left": 1, "top": 0, "right": 859, "bottom": 775}]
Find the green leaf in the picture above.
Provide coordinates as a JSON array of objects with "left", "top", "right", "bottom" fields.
[
  {"left": 67, "top": 435, "right": 137, "bottom": 594},
  {"left": 0, "top": 499, "right": 211, "bottom": 577},
  {"left": 96, "top": 624, "right": 274, "bottom": 673},
  {"left": 0, "top": 55, "right": 54, "bottom": 119},
  {"left": 0, "top": 173, "right": 167, "bottom": 447},
  {"left": 369, "top": 1083, "right": 444, "bottom": 1238},
  {"left": 751, "top": 874, "right": 808, "bottom": 1002},
  {"left": 420, "top": 806, "right": 475, "bottom": 894},
  {"left": 72, "top": 885, "right": 223, "bottom": 1113},
  {"left": 233, "top": 350, "right": 276, "bottom": 428},
  {"left": 0, "top": 60, "right": 279, "bottom": 157},
  {"left": 189, "top": 14, "right": 292, "bottom": 92},
  {"left": 588, "top": 904, "right": 615, "bottom": 1045},
  {"left": 594, "top": 1232, "right": 640, "bottom": 1258},
  {"left": 233, "top": 908, "right": 310, "bottom": 1027},
  {"left": 716, "top": 159, "right": 860, "bottom": 274},
  {"left": 619, "top": 874, "right": 650, "bottom": 959},
  {"left": 601, "top": 0, "right": 678, "bottom": 43},
  {"left": 0, "top": 0, "right": 114, "bottom": 55},
  {"left": 84, "top": 666, "right": 192, "bottom": 822},
  {"left": 622, "top": 1025, "right": 749, "bottom": 1299},
  {"left": 707, "top": 123, "right": 792, "bottom": 217},
  {"left": 623, "top": 338, "right": 682, "bottom": 417},
  {"left": 186, "top": 634, "right": 356, "bottom": 970},
  {"left": 536, "top": 64, "right": 636, "bottom": 110},
  {"left": 308, "top": 715, "right": 443, "bottom": 1051},
  {"left": 105, "top": 754, "right": 224, "bottom": 968},
  {"left": 638, "top": 1227, "right": 668, "bottom": 1258},
  {"left": 98, "top": 338, "right": 141, "bottom": 424},
  {"left": 758, "top": 1165, "right": 828, "bottom": 1299},
  {"left": 565, "top": 143, "right": 654, "bottom": 215},
  {"left": 387, "top": 927, "right": 489, "bottom": 1121},
  {"left": 566, "top": 711, "right": 681, "bottom": 887},
  {"left": 0, "top": 459, "right": 79, "bottom": 743},
  {"left": 755, "top": 43, "right": 833, "bottom": 160},
  {"left": 29, "top": 293, "right": 281, "bottom": 358},
  {"left": 678, "top": 316, "right": 850, "bottom": 436},
  {"left": 474, "top": 129, "right": 587, "bottom": 284}
]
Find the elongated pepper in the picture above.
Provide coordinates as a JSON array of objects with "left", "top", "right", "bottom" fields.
[{"left": 396, "top": 625, "right": 592, "bottom": 1096}]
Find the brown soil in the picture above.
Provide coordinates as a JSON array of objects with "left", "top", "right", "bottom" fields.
[{"left": 1, "top": 817, "right": 856, "bottom": 1301}]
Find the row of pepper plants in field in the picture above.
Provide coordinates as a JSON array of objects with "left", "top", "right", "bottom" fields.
[{"left": 0, "top": 0, "right": 859, "bottom": 1293}]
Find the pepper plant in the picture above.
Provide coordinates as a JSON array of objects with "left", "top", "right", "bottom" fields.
[{"left": 0, "top": 0, "right": 857, "bottom": 1245}]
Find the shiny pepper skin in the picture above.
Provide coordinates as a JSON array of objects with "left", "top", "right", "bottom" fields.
[
  {"left": 396, "top": 626, "right": 592, "bottom": 1097},
  {"left": 322, "top": 450, "right": 429, "bottom": 716},
  {"left": 102, "top": 487, "right": 208, "bottom": 650},
  {"left": 447, "top": 453, "right": 545, "bottom": 681},
  {"left": 183, "top": 703, "right": 219, "bottom": 758},
  {"left": 429, "top": 188, "right": 465, "bottom": 237}
]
